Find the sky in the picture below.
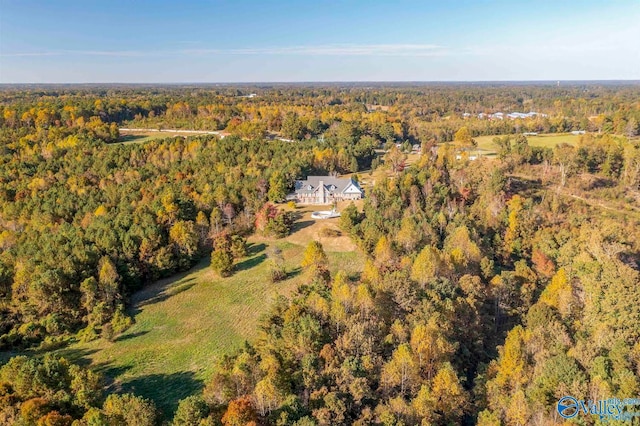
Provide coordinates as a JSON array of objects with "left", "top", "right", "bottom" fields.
[{"left": 0, "top": 0, "right": 639, "bottom": 83}]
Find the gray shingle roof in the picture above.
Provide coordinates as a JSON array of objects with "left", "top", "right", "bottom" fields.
[{"left": 294, "top": 176, "right": 361, "bottom": 196}]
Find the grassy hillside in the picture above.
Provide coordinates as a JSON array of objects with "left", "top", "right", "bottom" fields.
[{"left": 58, "top": 234, "right": 363, "bottom": 417}]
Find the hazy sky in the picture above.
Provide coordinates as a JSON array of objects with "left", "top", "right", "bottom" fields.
[{"left": 1, "top": 0, "right": 639, "bottom": 83}]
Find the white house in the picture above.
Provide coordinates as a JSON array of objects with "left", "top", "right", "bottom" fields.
[{"left": 290, "top": 176, "right": 363, "bottom": 204}]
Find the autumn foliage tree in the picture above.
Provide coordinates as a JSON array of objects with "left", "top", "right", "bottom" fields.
[
  {"left": 301, "top": 241, "right": 329, "bottom": 283},
  {"left": 221, "top": 396, "right": 258, "bottom": 426}
]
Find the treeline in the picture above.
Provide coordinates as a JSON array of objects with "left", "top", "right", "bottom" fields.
[{"left": 2, "top": 84, "right": 640, "bottom": 145}]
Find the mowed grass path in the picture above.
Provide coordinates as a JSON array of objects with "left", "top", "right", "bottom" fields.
[{"left": 58, "top": 237, "right": 362, "bottom": 418}]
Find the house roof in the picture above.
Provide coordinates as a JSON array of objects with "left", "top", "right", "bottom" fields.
[{"left": 295, "top": 176, "right": 361, "bottom": 196}]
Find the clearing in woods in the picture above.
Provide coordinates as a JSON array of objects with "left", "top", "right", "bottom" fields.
[
  {"left": 473, "top": 132, "right": 583, "bottom": 155},
  {"left": 57, "top": 231, "right": 363, "bottom": 418}
]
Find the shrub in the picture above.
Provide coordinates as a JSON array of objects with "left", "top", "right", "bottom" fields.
[
  {"left": 320, "top": 227, "right": 342, "bottom": 237},
  {"left": 211, "top": 249, "right": 234, "bottom": 277},
  {"left": 111, "top": 305, "right": 133, "bottom": 334}
]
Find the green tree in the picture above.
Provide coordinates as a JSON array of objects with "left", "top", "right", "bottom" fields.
[
  {"left": 268, "top": 172, "right": 288, "bottom": 203},
  {"left": 102, "top": 393, "right": 158, "bottom": 426},
  {"left": 172, "top": 396, "right": 209, "bottom": 426},
  {"left": 211, "top": 249, "right": 234, "bottom": 277},
  {"left": 281, "top": 112, "right": 305, "bottom": 140}
]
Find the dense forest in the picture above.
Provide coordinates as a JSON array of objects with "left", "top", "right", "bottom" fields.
[{"left": 1, "top": 83, "right": 639, "bottom": 425}]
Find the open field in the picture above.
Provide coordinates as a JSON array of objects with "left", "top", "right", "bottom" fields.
[
  {"left": 118, "top": 128, "right": 228, "bottom": 144},
  {"left": 347, "top": 152, "right": 422, "bottom": 190},
  {"left": 117, "top": 132, "right": 172, "bottom": 144},
  {"left": 474, "top": 133, "right": 583, "bottom": 154},
  {"left": 56, "top": 231, "right": 362, "bottom": 418},
  {"left": 117, "top": 128, "right": 296, "bottom": 144}
]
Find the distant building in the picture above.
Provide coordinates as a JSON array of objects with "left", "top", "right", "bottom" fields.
[
  {"left": 290, "top": 176, "right": 363, "bottom": 204},
  {"left": 456, "top": 153, "right": 479, "bottom": 161},
  {"left": 479, "top": 111, "right": 547, "bottom": 120},
  {"left": 571, "top": 130, "right": 586, "bottom": 135}
]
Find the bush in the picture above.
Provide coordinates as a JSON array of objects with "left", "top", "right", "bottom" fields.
[
  {"left": 320, "top": 227, "right": 342, "bottom": 237},
  {"left": 77, "top": 325, "right": 100, "bottom": 343},
  {"left": 37, "top": 335, "right": 68, "bottom": 352},
  {"left": 269, "top": 266, "right": 287, "bottom": 283},
  {"left": 211, "top": 249, "right": 234, "bottom": 277},
  {"left": 267, "top": 247, "right": 287, "bottom": 283},
  {"left": 101, "top": 323, "right": 114, "bottom": 342},
  {"left": 111, "top": 305, "right": 133, "bottom": 334}
]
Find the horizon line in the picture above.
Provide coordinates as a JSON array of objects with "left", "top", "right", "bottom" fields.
[{"left": 2, "top": 79, "right": 640, "bottom": 86}]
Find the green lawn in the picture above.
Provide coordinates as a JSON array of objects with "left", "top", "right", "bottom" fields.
[
  {"left": 56, "top": 238, "right": 363, "bottom": 418},
  {"left": 117, "top": 134, "right": 161, "bottom": 144}
]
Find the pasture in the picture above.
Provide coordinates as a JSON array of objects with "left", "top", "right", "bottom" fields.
[{"left": 59, "top": 235, "right": 363, "bottom": 418}]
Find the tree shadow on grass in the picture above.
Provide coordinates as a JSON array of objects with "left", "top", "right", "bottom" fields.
[
  {"left": 118, "top": 134, "right": 147, "bottom": 143},
  {"left": 114, "top": 330, "right": 149, "bottom": 342},
  {"left": 285, "top": 267, "right": 302, "bottom": 280},
  {"left": 290, "top": 220, "right": 314, "bottom": 233},
  {"left": 129, "top": 257, "right": 211, "bottom": 309},
  {"left": 246, "top": 242, "right": 266, "bottom": 256},
  {"left": 130, "top": 275, "right": 199, "bottom": 316},
  {"left": 119, "top": 371, "right": 203, "bottom": 421},
  {"left": 53, "top": 347, "right": 101, "bottom": 367},
  {"left": 235, "top": 253, "right": 267, "bottom": 272},
  {"left": 346, "top": 271, "right": 362, "bottom": 281}
]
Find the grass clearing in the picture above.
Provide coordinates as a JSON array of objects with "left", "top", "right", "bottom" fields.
[
  {"left": 117, "top": 131, "right": 189, "bottom": 144},
  {"left": 281, "top": 203, "right": 363, "bottom": 252},
  {"left": 474, "top": 133, "right": 583, "bottom": 154},
  {"left": 56, "top": 234, "right": 362, "bottom": 418}
]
